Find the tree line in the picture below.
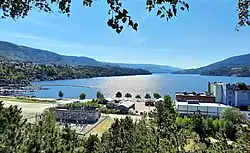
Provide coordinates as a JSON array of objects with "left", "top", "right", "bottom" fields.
[
  {"left": 115, "top": 92, "right": 161, "bottom": 100},
  {"left": 0, "top": 95, "right": 249, "bottom": 152},
  {"left": 0, "top": 61, "right": 151, "bottom": 88},
  {"left": 58, "top": 90, "right": 162, "bottom": 101}
]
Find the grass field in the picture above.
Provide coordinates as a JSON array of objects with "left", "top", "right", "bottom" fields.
[
  {"left": 0, "top": 97, "right": 55, "bottom": 103},
  {"left": 86, "top": 117, "right": 114, "bottom": 136}
]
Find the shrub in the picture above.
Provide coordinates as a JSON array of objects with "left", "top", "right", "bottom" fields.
[{"left": 79, "top": 93, "right": 86, "bottom": 100}]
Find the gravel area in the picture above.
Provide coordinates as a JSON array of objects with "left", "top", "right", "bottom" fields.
[{"left": 3, "top": 101, "right": 54, "bottom": 120}]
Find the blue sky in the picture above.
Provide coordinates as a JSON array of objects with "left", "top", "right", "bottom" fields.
[{"left": 0, "top": 0, "right": 249, "bottom": 69}]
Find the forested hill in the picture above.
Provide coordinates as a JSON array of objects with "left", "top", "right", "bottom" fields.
[
  {"left": 173, "top": 53, "right": 250, "bottom": 75},
  {"left": 0, "top": 41, "right": 103, "bottom": 66},
  {"left": 0, "top": 61, "right": 151, "bottom": 87},
  {"left": 201, "top": 67, "right": 250, "bottom": 77},
  {"left": 0, "top": 40, "right": 181, "bottom": 73}
]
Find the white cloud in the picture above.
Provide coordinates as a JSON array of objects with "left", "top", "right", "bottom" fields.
[
  {"left": 27, "top": 19, "right": 68, "bottom": 32},
  {"left": 9, "top": 33, "right": 50, "bottom": 41},
  {"left": 139, "top": 13, "right": 148, "bottom": 22},
  {"left": 134, "top": 37, "right": 148, "bottom": 44},
  {"left": 10, "top": 33, "right": 45, "bottom": 40}
]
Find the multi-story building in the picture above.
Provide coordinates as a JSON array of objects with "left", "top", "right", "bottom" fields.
[
  {"left": 208, "top": 82, "right": 235, "bottom": 105},
  {"left": 208, "top": 82, "right": 250, "bottom": 107},
  {"left": 55, "top": 106, "right": 101, "bottom": 124},
  {"left": 175, "top": 92, "right": 215, "bottom": 103},
  {"left": 175, "top": 82, "right": 250, "bottom": 118},
  {"left": 234, "top": 83, "right": 250, "bottom": 107}
]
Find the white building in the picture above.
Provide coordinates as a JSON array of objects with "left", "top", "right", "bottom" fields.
[
  {"left": 208, "top": 82, "right": 235, "bottom": 105},
  {"left": 208, "top": 82, "right": 250, "bottom": 107},
  {"left": 175, "top": 100, "right": 231, "bottom": 117},
  {"left": 234, "top": 86, "right": 250, "bottom": 107}
]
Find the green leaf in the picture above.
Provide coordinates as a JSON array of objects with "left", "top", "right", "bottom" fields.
[
  {"left": 157, "top": 10, "right": 162, "bottom": 16},
  {"left": 133, "top": 23, "right": 138, "bottom": 31},
  {"left": 128, "top": 19, "right": 133, "bottom": 26},
  {"left": 122, "top": 17, "right": 127, "bottom": 23},
  {"left": 122, "top": 9, "right": 128, "bottom": 15}
]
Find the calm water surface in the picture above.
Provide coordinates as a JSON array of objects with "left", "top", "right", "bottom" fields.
[{"left": 26, "top": 74, "right": 250, "bottom": 100}]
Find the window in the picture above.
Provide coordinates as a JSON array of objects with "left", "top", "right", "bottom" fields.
[
  {"left": 178, "top": 105, "right": 187, "bottom": 111},
  {"left": 188, "top": 106, "right": 197, "bottom": 112},
  {"left": 197, "top": 106, "right": 207, "bottom": 112},
  {"left": 208, "top": 107, "right": 217, "bottom": 113}
]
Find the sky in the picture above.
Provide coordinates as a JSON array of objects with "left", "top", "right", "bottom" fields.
[{"left": 0, "top": 0, "right": 250, "bottom": 69}]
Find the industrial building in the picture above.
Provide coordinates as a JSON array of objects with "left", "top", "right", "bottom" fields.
[
  {"left": 175, "top": 100, "right": 231, "bottom": 117},
  {"left": 175, "top": 92, "right": 215, "bottom": 103},
  {"left": 208, "top": 82, "right": 250, "bottom": 107},
  {"left": 55, "top": 106, "right": 101, "bottom": 124}
]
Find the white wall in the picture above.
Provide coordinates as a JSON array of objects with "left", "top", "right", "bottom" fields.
[
  {"left": 235, "top": 90, "right": 250, "bottom": 107},
  {"left": 176, "top": 104, "right": 228, "bottom": 117},
  {"left": 215, "top": 85, "right": 223, "bottom": 103}
]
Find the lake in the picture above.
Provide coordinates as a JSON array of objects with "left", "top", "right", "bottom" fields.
[{"left": 26, "top": 74, "right": 250, "bottom": 100}]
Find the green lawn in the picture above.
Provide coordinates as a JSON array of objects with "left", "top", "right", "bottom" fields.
[{"left": 86, "top": 118, "right": 114, "bottom": 137}]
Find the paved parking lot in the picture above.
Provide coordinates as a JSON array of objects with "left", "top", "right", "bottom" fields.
[{"left": 134, "top": 102, "right": 155, "bottom": 113}]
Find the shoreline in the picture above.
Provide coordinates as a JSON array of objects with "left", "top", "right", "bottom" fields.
[
  {"left": 0, "top": 95, "right": 94, "bottom": 104},
  {"left": 0, "top": 73, "right": 153, "bottom": 97},
  {"left": 171, "top": 72, "right": 250, "bottom": 78}
]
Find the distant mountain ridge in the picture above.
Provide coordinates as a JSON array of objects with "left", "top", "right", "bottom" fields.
[
  {"left": 174, "top": 53, "right": 250, "bottom": 75},
  {"left": 0, "top": 41, "right": 103, "bottom": 66},
  {"left": 105, "top": 63, "right": 182, "bottom": 73},
  {"left": 0, "top": 40, "right": 181, "bottom": 73}
]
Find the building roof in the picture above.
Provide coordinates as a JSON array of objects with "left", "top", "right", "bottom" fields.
[
  {"left": 156, "top": 98, "right": 164, "bottom": 102},
  {"left": 176, "top": 92, "right": 214, "bottom": 97},
  {"left": 235, "top": 83, "right": 250, "bottom": 90},
  {"left": 106, "top": 97, "right": 115, "bottom": 102},
  {"left": 118, "top": 101, "right": 135, "bottom": 108},
  {"left": 56, "top": 106, "right": 99, "bottom": 112},
  {"left": 210, "top": 82, "right": 250, "bottom": 90},
  {"left": 175, "top": 100, "right": 230, "bottom": 108}
]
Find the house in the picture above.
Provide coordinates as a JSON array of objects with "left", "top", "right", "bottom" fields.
[
  {"left": 55, "top": 106, "right": 101, "bottom": 124},
  {"left": 106, "top": 102, "right": 118, "bottom": 109},
  {"left": 116, "top": 101, "right": 135, "bottom": 114}
]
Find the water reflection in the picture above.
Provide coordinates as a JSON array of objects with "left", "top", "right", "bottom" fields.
[{"left": 27, "top": 74, "right": 250, "bottom": 99}]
